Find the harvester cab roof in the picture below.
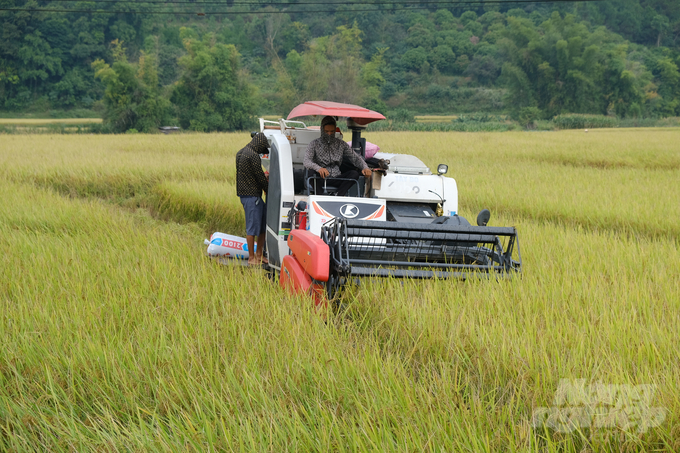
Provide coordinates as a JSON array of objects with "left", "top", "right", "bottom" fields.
[{"left": 258, "top": 101, "right": 521, "bottom": 303}]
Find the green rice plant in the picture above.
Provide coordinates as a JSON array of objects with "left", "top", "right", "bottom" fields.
[
  {"left": 0, "top": 133, "right": 252, "bottom": 235},
  {"left": 455, "top": 113, "right": 503, "bottom": 123},
  {"left": 364, "top": 129, "right": 679, "bottom": 172},
  {"left": 0, "top": 118, "right": 103, "bottom": 125},
  {"left": 367, "top": 121, "right": 516, "bottom": 132},
  {"left": 553, "top": 114, "right": 619, "bottom": 130},
  {"left": 1, "top": 180, "right": 678, "bottom": 451},
  {"left": 415, "top": 115, "right": 459, "bottom": 122},
  {"left": 618, "top": 117, "right": 680, "bottom": 128},
  {"left": 0, "top": 133, "right": 245, "bottom": 197},
  {"left": 149, "top": 180, "right": 245, "bottom": 235},
  {"left": 1, "top": 130, "right": 679, "bottom": 450},
  {"left": 534, "top": 119, "right": 556, "bottom": 131},
  {"left": 459, "top": 160, "right": 680, "bottom": 240},
  {"left": 0, "top": 133, "right": 246, "bottom": 183},
  {"left": 388, "top": 108, "right": 416, "bottom": 123},
  {"left": 366, "top": 130, "right": 680, "bottom": 239}
]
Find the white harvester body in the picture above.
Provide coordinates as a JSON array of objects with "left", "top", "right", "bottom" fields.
[
  {"left": 259, "top": 118, "right": 459, "bottom": 271},
  {"left": 245, "top": 102, "right": 520, "bottom": 302}
]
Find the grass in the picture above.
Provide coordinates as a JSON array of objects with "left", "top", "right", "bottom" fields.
[
  {"left": 0, "top": 118, "right": 104, "bottom": 135},
  {"left": 415, "top": 115, "right": 459, "bottom": 122},
  {"left": 0, "top": 118, "right": 103, "bottom": 125},
  {"left": 0, "top": 109, "right": 100, "bottom": 120},
  {"left": 367, "top": 121, "right": 517, "bottom": 132},
  {"left": 2, "top": 115, "right": 678, "bottom": 134},
  {"left": 1, "top": 129, "right": 679, "bottom": 451}
]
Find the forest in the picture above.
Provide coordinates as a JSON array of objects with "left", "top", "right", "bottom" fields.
[{"left": 1, "top": 0, "right": 679, "bottom": 131}]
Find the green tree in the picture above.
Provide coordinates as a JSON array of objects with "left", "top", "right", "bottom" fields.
[
  {"left": 464, "top": 55, "right": 499, "bottom": 85},
  {"left": 406, "top": 23, "right": 435, "bottom": 50},
  {"left": 272, "top": 23, "right": 370, "bottom": 112},
  {"left": 92, "top": 40, "right": 171, "bottom": 132},
  {"left": 500, "top": 62, "right": 535, "bottom": 117},
  {"left": 297, "top": 42, "right": 331, "bottom": 101},
  {"left": 325, "top": 23, "right": 366, "bottom": 103},
  {"left": 171, "top": 31, "right": 257, "bottom": 132},
  {"left": 2, "top": 2, "right": 680, "bottom": 118},
  {"left": 601, "top": 46, "right": 644, "bottom": 117},
  {"left": 401, "top": 47, "right": 428, "bottom": 72},
  {"left": 654, "top": 56, "right": 680, "bottom": 115},
  {"left": 280, "top": 22, "right": 310, "bottom": 55},
  {"left": 361, "top": 48, "right": 388, "bottom": 113},
  {"left": 497, "top": 12, "right": 655, "bottom": 118},
  {"left": 429, "top": 45, "right": 456, "bottom": 74}
]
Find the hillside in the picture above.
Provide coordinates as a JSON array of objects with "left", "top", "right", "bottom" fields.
[{"left": 1, "top": 0, "right": 679, "bottom": 127}]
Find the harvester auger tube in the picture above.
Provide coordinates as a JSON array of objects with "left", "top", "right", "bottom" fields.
[{"left": 321, "top": 217, "right": 521, "bottom": 285}]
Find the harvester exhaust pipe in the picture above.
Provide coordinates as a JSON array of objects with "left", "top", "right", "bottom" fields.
[{"left": 347, "top": 118, "right": 367, "bottom": 159}]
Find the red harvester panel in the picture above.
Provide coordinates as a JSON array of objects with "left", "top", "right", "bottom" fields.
[
  {"left": 287, "top": 230, "right": 330, "bottom": 282},
  {"left": 280, "top": 255, "right": 313, "bottom": 294}
]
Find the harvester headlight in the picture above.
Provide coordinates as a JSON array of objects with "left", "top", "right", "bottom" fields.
[{"left": 437, "top": 164, "right": 448, "bottom": 175}]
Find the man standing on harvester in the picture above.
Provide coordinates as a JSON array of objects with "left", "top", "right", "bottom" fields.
[
  {"left": 303, "top": 115, "right": 372, "bottom": 196},
  {"left": 236, "top": 132, "right": 269, "bottom": 265}
]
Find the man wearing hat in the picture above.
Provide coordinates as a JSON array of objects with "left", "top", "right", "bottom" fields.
[
  {"left": 236, "top": 132, "right": 269, "bottom": 265},
  {"left": 303, "top": 116, "right": 372, "bottom": 196}
]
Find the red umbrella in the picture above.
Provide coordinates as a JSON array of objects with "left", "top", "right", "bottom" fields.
[{"left": 287, "top": 101, "right": 385, "bottom": 126}]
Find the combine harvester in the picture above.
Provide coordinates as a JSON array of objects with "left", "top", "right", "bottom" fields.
[{"left": 257, "top": 101, "right": 521, "bottom": 302}]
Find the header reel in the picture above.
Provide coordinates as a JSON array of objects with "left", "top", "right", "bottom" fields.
[{"left": 320, "top": 216, "right": 521, "bottom": 300}]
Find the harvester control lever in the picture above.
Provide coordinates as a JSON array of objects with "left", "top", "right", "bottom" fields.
[
  {"left": 427, "top": 190, "right": 445, "bottom": 203},
  {"left": 428, "top": 190, "right": 446, "bottom": 216}
]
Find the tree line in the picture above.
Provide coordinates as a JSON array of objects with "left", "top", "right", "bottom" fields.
[
  {"left": 91, "top": 32, "right": 255, "bottom": 132},
  {"left": 1, "top": 0, "right": 679, "bottom": 131}
]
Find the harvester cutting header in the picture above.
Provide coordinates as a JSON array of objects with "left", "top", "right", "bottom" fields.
[{"left": 257, "top": 101, "right": 521, "bottom": 301}]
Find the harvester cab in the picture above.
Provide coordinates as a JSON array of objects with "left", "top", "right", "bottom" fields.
[{"left": 258, "top": 101, "right": 521, "bottom": 302}]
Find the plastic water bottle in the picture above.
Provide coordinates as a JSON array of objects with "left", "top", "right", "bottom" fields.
[{"left": 204, "top": 232, "right": 256, "bottom": 259}]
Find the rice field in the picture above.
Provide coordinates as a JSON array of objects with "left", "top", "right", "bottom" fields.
[
  {"left": 0, "top": 118, "right": 103, "bottom": 134},
  {"left": 1, "top": 129, "right": 679, "bottom": 451},
  {"left": 0, "top": 118, "right": 102, "bottom": 125},
  {"left": 415, "top": 115, "right": 459, "bottom": 122}
]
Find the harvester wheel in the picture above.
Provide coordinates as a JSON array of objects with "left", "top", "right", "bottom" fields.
[{"left": 265, "top": 265, "right": 278, "bottom": 283}]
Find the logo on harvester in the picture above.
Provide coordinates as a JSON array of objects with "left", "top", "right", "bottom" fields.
[
  {"left": 339, "top": 204, "right": 359, "bottom": 218},
  {"left": 312, "top": 200, "right": 386, "bottom": 220}
]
